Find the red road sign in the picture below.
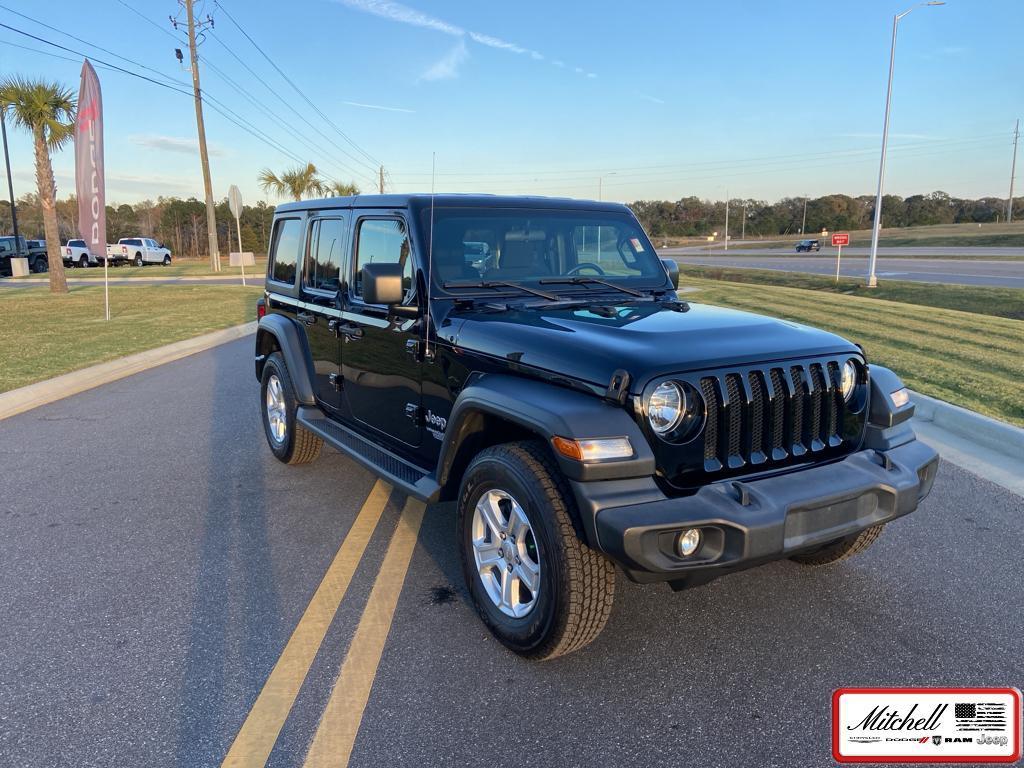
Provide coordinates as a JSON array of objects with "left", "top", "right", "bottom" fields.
[{"left": 832, "top": 233, "right": 850, "bottom": 247}]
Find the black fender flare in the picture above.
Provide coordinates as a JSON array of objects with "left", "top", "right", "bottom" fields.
[
  {"left": 436, "top": 373, "right": 655, "bottom": 488},
  {"left": 864, "top": 364, "right": 916, "bottom": 451},
  {"left": 255, "top": 314, "right": 316, "bottom": 405}
]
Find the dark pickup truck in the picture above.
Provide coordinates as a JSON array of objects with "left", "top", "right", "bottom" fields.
[
  {"left": 254, "top": 194, "right": 938, "bottom": 659},
  {"left": 0, "top": 235, "right": 48, "bottom": 276}
]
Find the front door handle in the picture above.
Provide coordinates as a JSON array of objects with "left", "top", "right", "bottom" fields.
[
  {"left": 296, "top": 312, "right": 316, "bottom": 326},
  {"left": 341, "top": 323, "right": 363, "bottom": 340}
]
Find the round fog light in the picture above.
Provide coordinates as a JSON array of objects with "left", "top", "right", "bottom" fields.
[{"left": 677, "top": 528, "right": 701, "bottom": 557}]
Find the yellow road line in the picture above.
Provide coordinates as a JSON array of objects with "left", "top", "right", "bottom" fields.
[
  {"left": 221, "top": 480, "right": 392, "bottom": 768},
  {"left": 302, "top": 498, "right": 427, "bottom": 768}
]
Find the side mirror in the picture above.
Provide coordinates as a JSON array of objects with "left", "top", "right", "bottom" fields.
[
  {"left": 661, "top": 257, "right": 680, "bottom": 289},
  {"left": 361, "top": 262, "right": 405, "bottom": 306}
]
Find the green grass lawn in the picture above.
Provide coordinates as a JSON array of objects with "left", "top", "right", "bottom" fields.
[
  {"left": 678, "top": 265, "right": 1024, "bottom": 320},
  {"left": 716, "top": 221, "right": 1024, "bottom": 252},
  {"left": 0, "top": 284, "right": 263, "bottom": 393},
  {"left": 681, "top": 277, "right": 1024, "bottom": 427},
  {"left": 9, "top": 257, "right": 268, "bottom": 279}
]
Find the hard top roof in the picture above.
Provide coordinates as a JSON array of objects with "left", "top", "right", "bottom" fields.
[{"left": 274, "top": 193, "right": 631, "bottom": 214}]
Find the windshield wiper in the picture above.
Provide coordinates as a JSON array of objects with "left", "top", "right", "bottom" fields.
[
  {"left": 442, "top": 280, "right": 559, "bottom": 301},
  {"left": 538, "top": 276, "right": 645, "bottom": 297}
]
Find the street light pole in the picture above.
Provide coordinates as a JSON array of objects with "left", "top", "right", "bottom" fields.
[
  {"left": 866, "top": 1, "right": 945, "bottom": 287},
  {"left": 724, "top": 190, "right": 730, "bottom": 251},
  {"left": 1, "top": 108, "right": 20, "bottom": 247}
]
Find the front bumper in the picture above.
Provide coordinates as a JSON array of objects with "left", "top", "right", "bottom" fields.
[{"left": 589, "top": 440, "right": 938, "bottom": 588}]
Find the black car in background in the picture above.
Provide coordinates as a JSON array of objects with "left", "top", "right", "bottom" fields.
[{"left": 795, "top": 238, "right": 821, "bottom": 252}]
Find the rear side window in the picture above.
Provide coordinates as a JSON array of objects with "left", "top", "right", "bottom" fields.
[
  {"left": 352, "top": 218, "right": 412, "bottom": 301},
  {"left": 69, "top": 240, "right": 85, "bottom": 247},
  {"left": 269, "top": 218, "right": 302, "bottom": 285},
  {"left": 304, "top": 218, "right": 345, "bottom": 293}
]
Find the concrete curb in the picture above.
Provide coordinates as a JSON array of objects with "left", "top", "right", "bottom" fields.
[
  {"left": 2, "top": 275, "right": 251, "bottom": 284},
  {"left": 910, "top": 390, "right": 1024, "bottom": 457},
  {"left": 0, "top": 322, "right": 257, "bottom": 421}
]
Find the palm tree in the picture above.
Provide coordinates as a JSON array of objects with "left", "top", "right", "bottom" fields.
[
  {"left": 0, "top": 77, "right": 76, "bottom": 294},
  {"left": 257, "top": 162, "right": 327, "bottom": 202},
  {"left": 327, "top": 181, "right": 360, "bottom": 197}
]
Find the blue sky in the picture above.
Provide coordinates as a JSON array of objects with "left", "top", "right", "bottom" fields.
[{"left": 1, "top": 0, "right": 1020, "bottom": 206}]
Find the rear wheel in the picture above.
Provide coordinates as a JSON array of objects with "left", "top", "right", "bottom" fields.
[
  {"left": 457, "top": 441, "right": 615, "bottom": 660},
  {"left": 134, "top": 253, "right": 143, "bottom": 267},
  {"left": 31, "top": 258, "right": 47, "bottom": 273},
  {"left": 79, "top": 255, "right": 89, "bottom": 268},
  {"left": 790, "top": 524, "right": 884, "bottom": 566},
  {"left": 260, "top": 352, "right": 322, "bottom": 465}
]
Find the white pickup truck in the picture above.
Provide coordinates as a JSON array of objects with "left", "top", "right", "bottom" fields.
[
  {"left": 107, "top": 237, "right": 172, "bottom": 267},
  {"left": 63, "top": 239, "right": 100, "bottom": 268}
]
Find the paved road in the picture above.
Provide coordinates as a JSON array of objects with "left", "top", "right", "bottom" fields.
[
  {"left": 669, "top": 245, "right": 1024, "bottom": 258},
  {"left": 1, "top": 339, "right": 1021, "bottom": 767},
  {"left": 662, "top": 251, "right": 1024, "bottom": 288}
]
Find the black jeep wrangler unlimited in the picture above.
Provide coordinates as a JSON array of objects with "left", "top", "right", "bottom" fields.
[{"left": 255, "top": 195, "right": 938, "bottom": 659}]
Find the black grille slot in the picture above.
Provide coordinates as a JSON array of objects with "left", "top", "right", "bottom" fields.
[
  {"left": 827, "top": 361, "right": 841, "bottom": 441},
  {"left": 725, "top": 374, "right": 743, "bottom": 459},
  {"left": 748, "top": 371, "right": 766, "bottom": 458},
  {"left": 790, "top": 366, "right": 806, "bottom": 449},
  {"left": 809, "top": 364, "right": 826, "bottom": 447},
  {"left": 769, "top": 368, "right": 785, "bottom": 452},
  {"left": 700, "top": 377, "right": 719, "bottom": 461}
]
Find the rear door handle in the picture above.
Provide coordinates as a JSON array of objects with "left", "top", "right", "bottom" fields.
[
  {"left": 341, "top": 323, "right": 363, "bottom": 340},
  {"left": 296, "top": 312, "right": 316, "bottom": 326}
]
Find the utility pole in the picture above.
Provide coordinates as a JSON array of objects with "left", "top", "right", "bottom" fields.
[
  {"left": 724, "top": 191, "right": 729, "bottom": 251},
  {"left": 1008, "top": 119, "right": 1019, "bottom": 224},
  {"left": 181, "top": 1, "right": 220, "bottom": 271},
  {"left": 741, "top": 202, "right": 747, "bottom": 240},
  {"left": 801, "top": 197, "right": 808, "bottom": 235},
  {"left": 379, "top": 165, "right": 385, "bottom": 194},
  {"left": 0, "top": 109, "right": 20, "bottom": 247}
]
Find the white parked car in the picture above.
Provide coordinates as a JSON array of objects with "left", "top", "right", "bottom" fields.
[
  {"left": 63, "top": 239, "right": 100, "bottom": 268},
  {"left": 112, "top": 237, "right": 172, "bottom": 266}
]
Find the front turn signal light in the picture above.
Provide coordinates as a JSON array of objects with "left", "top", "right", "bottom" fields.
[
  {"left": 890, "top": 388, "right": 910, "bottom": 408},
  {"left": 552, "top": 436, "right": 633, "bottom": 463}
]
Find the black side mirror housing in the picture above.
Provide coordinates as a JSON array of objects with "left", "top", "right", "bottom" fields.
[
  {"left": 361, "top": 262, "right": 406, "bottom": 306},
  {"left": 661, "top": 257, "right": 680, "bottom": 289}
]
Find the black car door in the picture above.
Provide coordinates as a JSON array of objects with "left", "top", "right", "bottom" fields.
[
  {"left": 300, "top": 216, "right": 348, "bottom": 413},
  {"left": 340, "top": 213, "right": 422, "bottom": 448}
]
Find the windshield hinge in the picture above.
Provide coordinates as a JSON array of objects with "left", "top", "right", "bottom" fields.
[{"left": 605, "top": 369, "right": 631, "bottom": 405}]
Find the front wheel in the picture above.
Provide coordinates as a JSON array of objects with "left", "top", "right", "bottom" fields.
[
  {"left": 457, "top": 441, "right": 615, "bottom": 660},
  {"left": 162, "top": 255, "right": 171, "bottom": 265},
  {"left": 260, "top": 352, "right": 322, "bottom": 465},
  {"left": 31, "top": 258, "right": 47, "bottom": 273},
  {"left": 790, "top": 524, "right": 884, "bottom": 566}
]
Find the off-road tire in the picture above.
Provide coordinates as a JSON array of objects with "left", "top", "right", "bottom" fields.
[
  {"left": 260, "top": 352, "right": 322, "bottom": 465},
  {"left": 457, "top": 440, "right": 615, "bottom": 660},
  {"left": 789, "top": 524, "right": 884, "bottom": 566}
]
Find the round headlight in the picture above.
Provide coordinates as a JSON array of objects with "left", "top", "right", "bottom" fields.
[
  {"left": 841, "top": 360, "right": 857, "bottom": 401},
  {"left": 648, "top": 381, "right": 685, "bottom": 435}
]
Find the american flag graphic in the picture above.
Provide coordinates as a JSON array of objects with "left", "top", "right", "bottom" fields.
[{"left": 954, "top": 702, "right": 1007, "bottom": 731}]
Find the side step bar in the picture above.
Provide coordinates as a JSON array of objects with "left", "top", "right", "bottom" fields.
[{"left": 296, "top": 407, "right": 440, "bottom": 502}]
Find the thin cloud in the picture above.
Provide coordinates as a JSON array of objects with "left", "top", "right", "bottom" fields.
[
  {"left": 334, "top": 0, "right": 589, "bottom": 76},
  {"left": 129, "top": 134, "right": 226, "bottom": 157},
  {"left": 419, "top": 39, "right": 468, "bottom": 82},
  {"left": 638, "top": 93, "right": 665, "bottom": 104},
  {"left": 343, "top": 100, "right": 416, "bottom": 113}
]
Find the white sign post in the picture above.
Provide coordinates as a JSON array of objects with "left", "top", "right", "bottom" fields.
[
  {"left": 832, "top": 233, "right": 850, "bottom": 284},
  {"left": 227, "top": 184, "right": 246, "bottom": 285}
]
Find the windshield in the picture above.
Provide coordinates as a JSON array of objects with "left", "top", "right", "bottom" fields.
[{"left": 425, "top": 207, "right": 666, "bottom": 294}]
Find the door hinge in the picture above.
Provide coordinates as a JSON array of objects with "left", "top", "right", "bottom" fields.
[
  {"left": 404, "top": 402, "right": 423, "bottom": 424},
  {"left": 328, "top": 373, "right": 342, "bottom": 391},
  {"left": 405, "top": 339, "right": 420, "bottom": 357}
]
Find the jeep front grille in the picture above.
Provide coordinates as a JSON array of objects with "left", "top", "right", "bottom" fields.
[{"left": 698, "top": 358, "right": 851, "bottom": 473}]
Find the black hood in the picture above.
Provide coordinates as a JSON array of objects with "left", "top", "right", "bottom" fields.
[{"left": 448, "top": 300, "right": 860, "bottom": 391}]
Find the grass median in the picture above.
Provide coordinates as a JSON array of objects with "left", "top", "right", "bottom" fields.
[
  {"left": 0, "top": 284, "right": 263, "bottom": 393},
  {"left": 9, "top": 257, "right": 268, "bottom": 280},
  {"left": 681, "top": 277, "right": 1024, "bottom": 427}
]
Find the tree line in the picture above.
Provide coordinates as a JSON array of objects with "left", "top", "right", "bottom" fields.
[{"left": 631, "top": 191, "right": 1020, "bottom": 238}]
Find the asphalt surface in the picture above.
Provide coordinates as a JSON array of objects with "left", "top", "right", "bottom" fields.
[
  {"left": 1, "top": 338, "right": 1022, "bottom": 767},
  {"left": 661, "top": 250, "right": 1024, "bottom": 288}
]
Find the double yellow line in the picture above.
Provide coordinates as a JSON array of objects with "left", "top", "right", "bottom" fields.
[{"left": 222, "top": 480, "right": 425, "bottom": 768}]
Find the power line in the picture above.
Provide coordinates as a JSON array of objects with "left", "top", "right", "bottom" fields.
[{"left": 211, "top": 0, "right": 381, "bottom": 172}]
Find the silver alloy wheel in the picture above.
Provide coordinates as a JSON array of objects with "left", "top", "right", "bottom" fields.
[
  {"left": 265, "top": 374, "right": 287, "bottom": 444},
  {"left": 471, "top": 489, "right": 541, "bottom": 618}
]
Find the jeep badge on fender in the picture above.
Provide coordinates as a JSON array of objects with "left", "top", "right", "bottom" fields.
[{"left": 254, "top": 194, "right": 939, "bottom": 660}]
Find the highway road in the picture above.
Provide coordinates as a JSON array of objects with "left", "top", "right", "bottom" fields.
[
  {"left": 1, "top": 338, "right": 1021, "bottom": 767},
  {"left": 0, "top": 276, "right": 254, "bottom": 289},
  {"left": 661, "top": 249, "right": 1024, "bottom": 288}
]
